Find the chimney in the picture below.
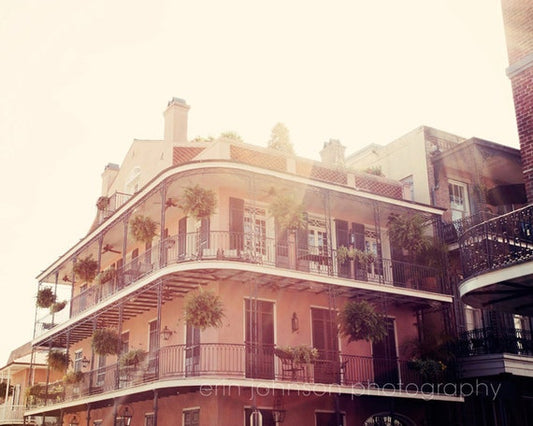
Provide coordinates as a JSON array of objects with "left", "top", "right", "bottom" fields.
[
  {"left": 163, "top": 97, "right": 190, "bottom": 143},
  {"left": 320, "top": 139, "right": 345, "bottom": 167},
  {"left": 101, "top": 163, "right": 119, "bottom": 196}
]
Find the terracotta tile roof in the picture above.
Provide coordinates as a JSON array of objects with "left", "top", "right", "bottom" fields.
[{"left": 173, "top": 147, "right": 206, "bottom": 165}]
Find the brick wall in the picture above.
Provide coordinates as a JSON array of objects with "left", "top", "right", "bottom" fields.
[{"left": 501, "top": 0, "right": 533, "bottom": 202}]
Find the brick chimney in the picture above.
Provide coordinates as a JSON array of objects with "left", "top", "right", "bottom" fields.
[
  {"left": 163, "top": 97, "right": 190, "bottom": 143},
  {"left": 501, "top": 0, "right": 533, "bottom": 202},
  {"left": 320, "top": 139, "right": 346, "bottom": 167}
]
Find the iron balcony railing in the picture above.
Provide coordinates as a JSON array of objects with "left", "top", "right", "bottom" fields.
[
  {"left": 0, "top": 404, "right": 25, "bottom": 425},
  {"left": 36, "top": 231, "right": 446, "bottom": 335},
  {"left": 458, "top": 204, "right": 533, "bottom": 278},
  {"left": 456, "top": 327, "right": 533, "bottom": 357},
  {"left": 28, "top": 344, "right": 455, "bottom": 408},
  {"left": 439, "top": 211, "right": 497, "bottom": 244}
]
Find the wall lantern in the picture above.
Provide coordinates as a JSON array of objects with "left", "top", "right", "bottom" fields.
[
  {"left": 160, "top": 325, "right": 174, "bottom": 341},
  {"left": 69, "top": 415, "right": 80, "bottom": 426},
  {"left": 291, "top": 312, "right": 299, "bottom": 333},
  {"left": 81, "top": 356, "right": 90, "bottom": 368},
  {"left": 117, "top": 405, "right": 133, "bottom": 426}
]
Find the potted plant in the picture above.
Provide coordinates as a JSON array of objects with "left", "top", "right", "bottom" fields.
[
  {"left": 36, "top": 287, "right": 56, "bottom": 309},
  {"left": 407, "top": 358, "right": 446, "bottom": 382},
  {"left": 181, "top": 184, "right": 217, "bottom": 220},
  {"left": 130, "top": 215, "right": 158, "bottom": 245},
  {"left": 338, "top": 300, "right": 388, "bottom": 343},
  {"left": 269, "top": 192, "right": 306, "bottom": 233},
  {"left": 73, "top": 255, "right": 99, "bottom": 283},
  {"left": 91, "top": 328, "right": 122, "bottom": 356},
  {"left": 274, "top": 345, "right": 319, "bottom": 364},
  {"left": 97, "top": 267, "right": 117, "bottom": 285},
  {"left": 387, "top": 213, "right": 430, "bottom": 260},
  {"left": 119, "top": 349, "right": 147, "bottom": 368},
  {"left": 50, "top": 300, "right": 67, "bottom": 314},
  {"left": 96, "top": 196, "right": 110, "bottom": 211},
  {"left": 63, "top": 370, "right": 84, "bottom": 385},
  {"left": 47, "top": 350, "right": 70, "bottom": 372},
  {"left": 184, "top": 289, "right": 225, "bottom": 330}
]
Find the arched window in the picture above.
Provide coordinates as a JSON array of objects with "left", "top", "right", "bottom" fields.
[{"left": 363, "top": 412, "right": 415, "bottom": 426}]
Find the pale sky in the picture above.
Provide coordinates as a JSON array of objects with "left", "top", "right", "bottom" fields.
[{"left": 0, "top": 0, "right": 519, "bottom": 363}]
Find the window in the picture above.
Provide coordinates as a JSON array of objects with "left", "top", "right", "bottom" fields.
[
  {"left": 464, "top": 305, "right": 483, "bottom": 331},
  {"left": 145, "top": 413, "right": 155, "bottom": 426},
  {"left": 148, "top": 320, "right": 158, "bottom": 371},
  {"left": 121, "top": 331, "right": 130, "bottom": 355},
  {"left": 315, "top": 411, "right": 345, "bottom": 426},
  {"left": 244, "top": 205, "right": 267, "bottom": 257},
  {"left": 449, "top": 180, "right": 470, "bottom": 221},
  {"left": 74, "top": 350, "right": 83, "bottom": 372},
  {"left": 96, "top": 355, "right": 106, "bottom": 386},
  {"left": 183, "top": 408, "right": 200, "bottom": 426},
  {"left": 307, "top": 215, "right": 328, "bottom": 273},
  {"left": 244, "top": 408, "right": 275, "bottom": 426}
]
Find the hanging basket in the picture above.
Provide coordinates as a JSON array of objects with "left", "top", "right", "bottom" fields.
[
  {"left": 50, "top": 300, "right": 67, "bottom": 314},
  {"left": 63, "top": 370, "right": 84, "bottom": 384},
  {"left": 129, "top": 215, "right": 158, "bottom": 244},
  {"left": 36, "top": 287, "right": 56, "bottom": 309},
  {"left": 91, "top": 328, "right": 122, "bottom": 356},
  {"left": 268, "top": 192, "right": 306, "bottom": 232},
  {"left": 73, "top": 255, "right": 99, "bottom": 283},
  {"left": 338, "top": 300, "right": 388, "bottom": 343},
  {"left": 96, "top": 196, "right": 110, "bottom": 211},
  {"left": 119, "top": 349, "right": 147, "bottom": 368},
  {"left": 47, "top": 350, "right": 70, "bottom": 372},
  {"left": 184, "top": 290, "right": 224, "bottom": 330},
  {"left": 181, "top": 185, "right": 217, "bottom": 220}
]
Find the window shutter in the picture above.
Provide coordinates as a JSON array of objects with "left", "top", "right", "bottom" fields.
[{"left": 229, "top": 197, "right": 244, "bottom": 250}]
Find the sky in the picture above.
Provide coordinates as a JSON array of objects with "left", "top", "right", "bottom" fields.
[{"left": 0, "top": 0, "right": 520, "bottom": 364}]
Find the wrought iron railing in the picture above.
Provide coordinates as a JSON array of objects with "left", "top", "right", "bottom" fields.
[
  {"left": 456, "top": 327, "right": 533, "bottom": 357},
  {"left": 35, "top": 231, "right": 446, "bottom": 335},
  {"left": 439, "top": 211, "right": 497, "bottom": 244},
  {"left": 458, "top": 204, "right": 533, "bottom": 278},
  {"left": 0, "top": 404, "right": 25, "bottom": 425},
  {"left": 28, "top": 344, "right": 455, "bottom": 408}
]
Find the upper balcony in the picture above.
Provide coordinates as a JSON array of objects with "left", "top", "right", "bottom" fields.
[
  {"left": 458, "top": 204, "right": 533, "bottom": 315},
  {"left": 34, "top": 160, "right": 449, "bottom": 344}
]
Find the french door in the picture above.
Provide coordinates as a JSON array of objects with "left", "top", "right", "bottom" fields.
[{"left": 245, "top": 299, "right": 274, "bottom": 379}]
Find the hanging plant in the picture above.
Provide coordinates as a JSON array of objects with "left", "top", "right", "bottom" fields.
[
  {"left": 119, "top": 349, "right": 147, "bottom": 368},
  {"left": 63, "top": 370, "right": 84, "bottom": 384},
  {"left": 50, "top": 300, "right": 67, "bottom": 314},
  {"left": 268, "top": 192, "right": 306, "bottom": 232},
  {"left": 275, "top": 345, "right": 319, "bottom": 364},
  {"left": 73, "top": 255, "right": 99, "bottom": 283},
  {"left": 130, "top": 215, "right": 158, "bottom": 244},
  {"left": 338, "top": 300, "right": 388, "bottom": 343},
  {"left": 96, "top": 196, "right": 110, "bottom": 211},
  {"left": 91, "top": 328, "right": 122, "bottom": 356},
  {"left": 181, "top": 184, "right": 217, "bottom": 220},
  {"left": 184, "top": 289, "right": 224, "bottom": 330},
  {"left": 407, "top": 359, "right": 446, "bottom": 382},
  {"left": 336, "top": 246, "right": 375, "bottom": 266},
  {"left": 36, "top": 287, "right": 56, "bottom": 309},
  {"left": 47, "top": 350, "right": 70, "bottom": 372}
]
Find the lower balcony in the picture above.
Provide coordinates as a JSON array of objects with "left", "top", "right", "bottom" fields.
[
  {"left": 27, "top": 344, "right": 456, "bottom": 409},
  {"left": 0, "top": 404, "right": 24, "bottom": 425}
]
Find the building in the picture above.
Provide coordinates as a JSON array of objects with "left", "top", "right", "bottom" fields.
[
  {"left": 27, "top": 99, "right": 461, "bottom": 426},
  {"left": 347, "top": 125, "right": 533, "bottom": 424}
]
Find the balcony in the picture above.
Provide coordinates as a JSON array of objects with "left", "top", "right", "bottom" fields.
[
  {"left": 439, "top": 211, "right": 496, "bottom": 244},
  {"left": 35, "top": 231, "right": 447, "bottom": 337},
  {"left": 27, "top": 344, "right": 456, "bottom": 409},
  {"left": 456, "top": 327, "right": 533, "bottom": 379},
  {"left": 458, "top": 204, "right": 533, "bottom": 314}
]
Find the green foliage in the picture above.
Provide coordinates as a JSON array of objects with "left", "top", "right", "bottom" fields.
[
  {"left": 407, "top": 359, "right": 446, "bottom": 382},
  {"left": 73, "top": 255, "right": 99, "bottom": 283},
  {"left": 119, "top": 349, "right": 147, "bottom": 368},
  {"left": 267, "top": 123, "right": 294, "bottom": 154},
  {"left": 96, "top": 196, "right": 110, "bottom": 211},
  {"left": 97, "top": 268, "right": 117, "bottom": 285},
  {"left": 190, "top": 135, "right": 215, "bottom": 143},
  {"left": 269, "top": 192, "right": 306, "bottom": 232},
  {"left": 91, "top": 328, "right": 122, "bottom": 356},
  {"left": 50, "top": 300, "right": 67, "bottom": 314},
  {"left": 129, "top": 215, "right": 158, "bottom": 244},
  {"left": 275, "top": 345, "right": 318, "bottom": 364},
  {"left": 336, "top": 246, "right": 375, "bottom": 266},
  {"left": 387, "top": 213, "right": 431, "bottom": 257},
  {"left": 181, "top": 185, "right": 217, "bottom": 220},
  {"left": 26, "top": 383, "right": 64, "bottom": 400},
  {"left": 219, "top": 131, "right": 243, "bottom": 143},
  {"left": 0, "top": 382, "right": 13, "bottom": 397},
  {"left": 184, "top": 290, "right": 224, "bottom": 330},
  {"left": 338, "top": 300, "right": 388, "bottom": 343},
  {"left": 364, "top": 166, "right": 384, "bottom": 176},
  {"left": 63, "top": 370, "right": 84, "bottom": 384},
  {"left": 47, "top": 350, "right": 70, "bottom": 372},
  {"left": 36, "top": 287, "right": 56, "bottom": 309}
]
